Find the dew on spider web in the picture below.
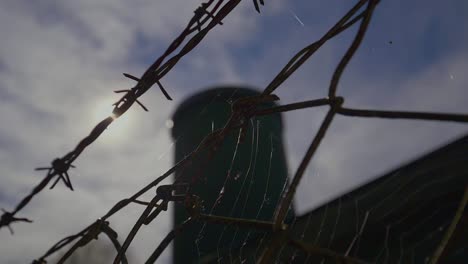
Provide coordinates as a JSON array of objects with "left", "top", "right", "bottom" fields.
[
  {"left": 213, "top": 118, "right": 278, "bottom": 263},
  {"left": 374, "top": 225, "right": 390, "bottom": 263},
  {"left": 196, "top": 89, "right": 460, "bottom": 263},
  {"left": 212, "top": 127, "right": 243, "bottom": 210},
  {"left": 255, "top": 170, "right": 291, "bottom": 262},
  {"left": 238, "top": 133, "right": 275, "bottom": 260},
  {"left": 313, "top": 204, "right": 328, "bottom": 244},
  {"left": 327, "top": 197, "right": 341, "bottom": 248},
  {"left": 397, "top": 208, "right": 447, "bottom": 263},
  {"left": 202, "top": 111, "right": 288, "bottom": 263},
  {"left": 173, "top": 89, "right": 244, "bottom": 261},
  {"left": 197, "top": 120, "right": 256, "bottom": 261},
  {"left": 194, "top": 127, "right": 244, "bottom": 257},
  {"left": 228, "top": 120, "right": 261, "bottom": 262},
  {"left": 282, "top": 157, "right": 466, "bottom": 264}
]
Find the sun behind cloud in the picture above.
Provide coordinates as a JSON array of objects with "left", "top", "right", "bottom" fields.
[{"left": 88, "top": 97, "right": 137, "bottom": 144}]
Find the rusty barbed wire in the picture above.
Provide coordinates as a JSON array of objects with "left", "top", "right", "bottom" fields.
[
  {"left": 0, "top": 209, "right": 32, "bottom": 235},
  {"left": 0, "top": 0, "right": 242, "bottom": 230},
  {"left": 0, "top": 0, "right": 466, "bottom": 263}
]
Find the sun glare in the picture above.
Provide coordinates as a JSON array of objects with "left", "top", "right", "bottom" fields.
[{"left": 90, "top": 100, "right": 135, "bottom": 144}]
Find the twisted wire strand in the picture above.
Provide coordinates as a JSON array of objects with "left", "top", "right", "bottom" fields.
[{"left": 1, "top": 0, "right": 466, "bottom": 263}]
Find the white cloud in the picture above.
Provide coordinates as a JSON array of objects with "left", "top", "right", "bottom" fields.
[
  {"left": 0, "top": 0, "right": 467, "bottom": 263},
  {"left": 0, "top": 0, "right": 286, "bottom": 263}
]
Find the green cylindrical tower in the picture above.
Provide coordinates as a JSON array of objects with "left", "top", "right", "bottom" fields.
[{"left": 171, "top": 86, "right": 291, "bottom": 263}]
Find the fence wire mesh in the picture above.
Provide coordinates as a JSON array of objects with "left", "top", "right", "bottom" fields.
[{"left": 1, "top": 0, "right": 467, "bottom": 263}]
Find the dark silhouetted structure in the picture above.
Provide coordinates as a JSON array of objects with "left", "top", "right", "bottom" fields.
[
  {"left": 171, "top": 86, "right": 291, "bottom": 263},
  {"left": 171, "top": 87, "right": 467, "bottom": 264}
]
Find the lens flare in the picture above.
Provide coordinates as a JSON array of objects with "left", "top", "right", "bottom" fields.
[{"left": 89, "top": 99, "right": 135, "bottom": 144}]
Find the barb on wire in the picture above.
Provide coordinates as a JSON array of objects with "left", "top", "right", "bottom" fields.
[
  {"left": 0, "top": 209, "right": 32, "bottom": 234},
  {"left": 10, "top": 0, "right": 468, "bottom": 263},
  {"left": 187, "top": 1, "right": 225, "bottom": 35},
  {"left": 35, "top": 158, "right": 76, "bottom": 191},
  {"left": 1, "top": 0, "right": 244, "bottom": 232},
  {"left": 194, "top": 3, "right": 224, "bottom": 31},
  {"left": 27, "top": 0, "right": 379, "bottom": 261},
  {"left": 122, "top": 72, "right": 172, "bottom": 101},
  {"left": 36, "top": 180, "right": 198, "bottom": 262},
  {"left": 253, "top": 0, "right": 265, "bottom": 13},
  {"left": 113, "top": 88, "right": 149, "bottom": 112}
]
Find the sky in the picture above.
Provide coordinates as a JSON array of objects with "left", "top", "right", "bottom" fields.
[{"left": 0, "top": 0, "right": 467, "bottom": 263}]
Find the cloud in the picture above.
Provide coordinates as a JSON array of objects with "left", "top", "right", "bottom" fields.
[
  {"left": 0, "top": 0, "right": 286, "bottom": 263},
  {"left": 0, "top": 0, "right": 467, "bottom": 263}
]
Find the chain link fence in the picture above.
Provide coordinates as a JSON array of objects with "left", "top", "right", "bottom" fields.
[{"left": 1, "top": 0, "right": 467, "bottom": 263}]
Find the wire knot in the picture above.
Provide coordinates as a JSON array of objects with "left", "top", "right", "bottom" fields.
[
  {"left": 329, "top": 96, "right": 344, "bottom": 109},
  {"left": 193, "top": 3, "right": 223, "bottom": 32},
  {"left": 231, "top": 94, "right": 280, "bottom": 141}
]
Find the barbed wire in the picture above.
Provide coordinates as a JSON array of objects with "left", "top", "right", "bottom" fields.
[
  {"left": 1, "top": 0, "right": 467, "bottom": 263},
  {"left": 0, "top": 0, "right": 241, "bottom": 230}
]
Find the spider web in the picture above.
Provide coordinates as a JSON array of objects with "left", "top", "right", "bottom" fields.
[
  {"left": 169, "top": 87, "right": 293, "bottom": 263},
  {"left": 17, "top": 0, "right": 468, "bottom": 263},
  {"left": 182, "top": 109, "right": 467, "bottom": 264},
  {"left": 268, "top": 143, "right": 468, "bottom": 264}
]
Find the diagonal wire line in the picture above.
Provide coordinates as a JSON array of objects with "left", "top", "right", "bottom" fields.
[
  {"left": 5, "top": 0, "right": 466, "bottom": 263},
  {"left": 0, "top": 0, "right": 242, "bottom": 230},
  {"left": 272, "top": 0, "right": 378, "bottom": 233}
]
